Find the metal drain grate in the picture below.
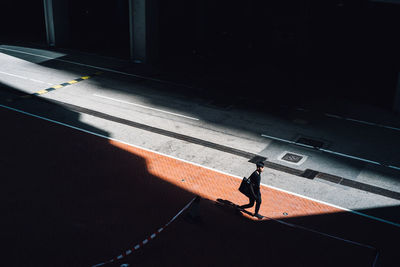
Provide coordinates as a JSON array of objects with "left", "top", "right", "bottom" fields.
[
  {"left": 301, "top": 169, "right": 319, "bottom": 179},
  {"left": 296, "top": 137, "right": 324, "bottom": 149},
  {"left": 316, "top": 173, "right": 400, "bottom": 200},
  {"left": 282, "top": 153, "right": 303, "bottom": 163},
  {"left": 263, "top": 161, "right": 303, "bottom": 176}
]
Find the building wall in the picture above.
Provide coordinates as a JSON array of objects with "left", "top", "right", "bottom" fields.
[
  {"left": 1, "top": 0, "right": 46, "bottom": 44},
  {"left": 1, "top": 0, "right": 400, "bottom": 110}
]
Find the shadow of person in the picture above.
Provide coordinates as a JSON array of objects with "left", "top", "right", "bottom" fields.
[{"left": 216, "top": 198, "right": 264, "bottom": 219}]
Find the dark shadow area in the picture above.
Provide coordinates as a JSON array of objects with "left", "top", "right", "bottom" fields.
[
  {"left": 157, "top": 0, "right": 400, "bottom": 110},
  {"left": 214, "top": 198, "right": 399, "bottom": 267},
  {"left": 0, "top": 82, "right": 399, "bottom": 266},
  {"left": 0, "top": 82, "right": 195, "bottom": 266},
  {"left": 0, "top": 0, "right": 46, "bottom": 45},
  {"left": 67, "top": 0, "right": 130, "bottom": 59}
]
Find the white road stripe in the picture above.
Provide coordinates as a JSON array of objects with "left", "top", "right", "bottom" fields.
[
  {"left": 389, "top": 165, "right": 400, "bottom": 171},
  {"left": 261, "top": 134, "right": 400, "bottom": 170},
  {"left": 383, "top": 125, "right": 400, "bottom": 131},
  {"left": 0, "top": 46, "right": 194, "bottom": 89},
  {"left": 1, "top": 103, "right": 399, "bottom": 228},
  {"left": 324, "top": 111, "right": 400, "bottom": 132},
  {"left": 345, "top": 118, "right": 377, "bottom": 126},
  {"left": 261, "top": 134, "right": 316, "bottom": 150},
  {"left": 324, "top": 113, "right": 343, "bottom": 119},
  {"left": 269, "top": 215, "right": 375, "bottom": 250},
  {"left": 261, "top": 134, "right": 295, "bottom": 144},
  {"left": 319, "top": 148, "right": 381, "bottom": 166},
  {"left": 261, "top": 133, "right": 400, "bottom": 171},
  {"left": 0, "top": 70, "right": 53, "bottom": 85},
  {"left": 93, "top": 94, "right": 199, "bottom": 121}
]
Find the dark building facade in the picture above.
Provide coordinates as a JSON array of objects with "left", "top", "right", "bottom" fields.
[{"left": 1, "top": 0, "right": 400, "bottom": 112}]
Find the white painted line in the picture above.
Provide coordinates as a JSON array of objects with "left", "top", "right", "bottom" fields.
[
  {"left": 261, "top": 134, "right": 296, "bottom": 145},
  {"left": 345, "top": 118, "right": 400, "bottom": 132},
  {"left": 345, "top": 118, "right": 377, "bottom": 126},
  {"left": 296, "top": 143, "right": 315, "bottom": 149},
  {"left": 261, "top": 134, "right": 316, "bottom": 150},
  {"left": 261, "top": 133, "right": 394, "bottom": 169},
  {"left": 0, "top": 46, "right": 194, "bottom": 89},
  {"left": 1, "top": 103, "right": 399, "bottom": 228},
  {"left": 389, "top": 165, "right": 400, "bottom": 171},
  {"left": 324, "top": 111, "right": 400, "bottom": 132},
  {"left": 262, "top": 182, "right": 400, "bottom": 228},
  {"left": 325, "top": 113, "right": 342, "bottom": 119},
  {"left": 0, "top": 70, "right": 53, "bottom": 85},
  {"left": 382, "top": 125, "right": 400, "bottom": 131},
  {"left": 319, "top": 148, "right": 381, "bottom": 166},
  {"left": 93, "top": 94, "right": 199, "bottom": 121},
  {"left": 269, "top": 215, "right": 375, "bottom": 250}
]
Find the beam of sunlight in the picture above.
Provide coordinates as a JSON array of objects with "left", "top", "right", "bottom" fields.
[{"left": 0, "top": 45, "right": 66, "bottom": 63}]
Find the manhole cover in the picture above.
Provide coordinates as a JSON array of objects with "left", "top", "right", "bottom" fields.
[{"left": 282, "top": 153, "right": 303, "bottom": 163}]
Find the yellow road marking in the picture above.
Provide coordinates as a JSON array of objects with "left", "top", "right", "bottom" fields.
[
  {"left": 13, "top": 72, "right": 102, "bottom": 101},
  {"left": 36, "top": 89, "right": 48, "bottom": 95}
]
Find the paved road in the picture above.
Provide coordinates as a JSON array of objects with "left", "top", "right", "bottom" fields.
[
  {"left": 1, "top": 43, "right": 400, "bottom": 266},
  {"left": 1, "top": 44, "right": 400, "bottom": 211}
]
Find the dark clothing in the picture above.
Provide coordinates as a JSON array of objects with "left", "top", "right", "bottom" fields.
[
  {"left": 240, "top": 194, "right": 262, "bottom": 214},
  {"left": 248, "top": 170, "right": 261, "bottom": 196},
  {"left": 240, "top": 170, "right": 262, "bottom": 214}
]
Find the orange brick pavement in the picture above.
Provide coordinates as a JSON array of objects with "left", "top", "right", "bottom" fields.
[{"left": 110, "top": 140, "right": 343, "bottom": 220}]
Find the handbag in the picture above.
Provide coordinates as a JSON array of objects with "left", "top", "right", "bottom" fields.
[{"left": 239, "top": 177, "right": 252, "bottom": 198}]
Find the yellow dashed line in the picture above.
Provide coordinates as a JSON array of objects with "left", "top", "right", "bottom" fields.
[
  {"left": 36, "top": 89, "right": 48, "bottom": 95},
  {"left": 14, "top": 72, "right": 102, "bottom": 101}
]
